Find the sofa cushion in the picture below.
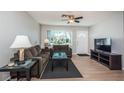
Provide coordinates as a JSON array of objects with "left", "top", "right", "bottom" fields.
[
  {"left": 25, "top": 49, "right": 33, "bottom": 58},
  {"left": 30, "top": 47, "right": 38, "bottom": 57},
  {"left": 42, "top": 57, "right": 47, "bottom": 64},
  {"left": 35, "top": 45, "right": 41, "bottom": 53},
  {"left": 38, "top": 52, "right": 50, "bottom": 58},
  {"left": 53, "top": 45, "right": 68, "bottom": 51}
]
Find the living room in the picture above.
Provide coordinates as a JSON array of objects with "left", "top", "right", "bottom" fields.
[{"left": 0, "top": 11, "right": 124, "bottom": 81}]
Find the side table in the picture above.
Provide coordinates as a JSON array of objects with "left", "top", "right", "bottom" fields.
[{"left": 0, "top": 59, "right": 39, "bottom": 81}]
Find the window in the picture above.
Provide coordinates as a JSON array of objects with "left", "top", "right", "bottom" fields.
[{"left": 47, "top": 30, "right": 72, "bottom": 45}]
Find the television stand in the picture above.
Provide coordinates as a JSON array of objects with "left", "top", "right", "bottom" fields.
[{"left": 90, "top": 49, "right": 122, "bottom": 70}]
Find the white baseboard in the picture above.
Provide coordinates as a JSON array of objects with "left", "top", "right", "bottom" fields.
[
  {"left": 4, "top": 76, "right": 11, "bottom": 81},
  {"left": 73, "top": 53, "right": 90, "bottom": 55},
  {"left": 122, "top": 68, "right": 124, "bottom": 70},
  {"left": 87, "top": 53, "right": 90, "bottom": 56},
  {"left": 72, "top": 53, "right": 77, "bottom": 55}
]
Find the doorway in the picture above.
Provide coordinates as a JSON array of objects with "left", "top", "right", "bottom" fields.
[{"left": 76, "top": 31, "right": 88, "bottom": 54}]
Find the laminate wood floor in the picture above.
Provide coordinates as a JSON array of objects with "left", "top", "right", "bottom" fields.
[{"left": 32, "top": 54, "right": 124, "bottom": 81}]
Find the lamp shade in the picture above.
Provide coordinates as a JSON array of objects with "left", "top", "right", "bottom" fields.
[
  {"left": 10, "top": 35, "right": 32, "bottom": 48},
  {"left": 44, "top": 38, "right": 49, "bottom": 43}
]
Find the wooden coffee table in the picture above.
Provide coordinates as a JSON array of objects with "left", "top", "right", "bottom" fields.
[{"left": 51, "top": 51, "right": 69, "bottom": 71}]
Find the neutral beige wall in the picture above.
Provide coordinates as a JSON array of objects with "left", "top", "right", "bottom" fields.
[
  {"left": 0, "top": 12, "right": 40, "bottom": 80},
  {"left": 89, "top": 11, "right": 124, "bottom": 69}
]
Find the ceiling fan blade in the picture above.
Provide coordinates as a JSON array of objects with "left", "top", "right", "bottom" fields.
[
  {"left": 75, "top": 16, "right": 83, "bottom": 19},
  {"left": 62, "top": 14, "right": 68, "bottom": 17},
  {"left": 75, "top": 20, "right": 80, "bottom": 23}
]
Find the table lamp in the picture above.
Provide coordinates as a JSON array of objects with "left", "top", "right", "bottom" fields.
[
  {"left": 10, "top": 35, "right": 32, "bottom": 64},
  {"left": 44, "top": 38, "right": 49, "bottom": 48}
]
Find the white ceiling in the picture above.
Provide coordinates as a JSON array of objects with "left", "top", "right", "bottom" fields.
[{"left": 28, "top": 11, "right": 117, "bottom": 27}]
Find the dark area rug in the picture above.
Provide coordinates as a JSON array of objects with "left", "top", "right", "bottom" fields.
[
  {"left": 41, "top": 60, "right": 83, "bottom": 79},
  {"left": 77, "top": 54, "right": 89, "bottom": 56}
]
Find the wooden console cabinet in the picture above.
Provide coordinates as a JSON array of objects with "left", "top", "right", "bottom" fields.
[{"left": 90, "top": 49, "right": 122, "bottom": 70}]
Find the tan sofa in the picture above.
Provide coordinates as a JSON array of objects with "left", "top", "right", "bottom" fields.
[
  {"left": 24, "top": 45, "right": 50, "bottom": 75},
  {"left": 10, "top": 45, "right": 50, "bottom": 78}
]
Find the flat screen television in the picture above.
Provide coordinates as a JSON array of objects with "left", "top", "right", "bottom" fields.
[{"left": 94, "top": 38, "right": 112, "bottom": 52}]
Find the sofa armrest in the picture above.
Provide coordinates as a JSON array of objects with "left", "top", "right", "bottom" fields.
[
  {"left": 10, "top": 57, "right": 17, "bottom": 62},
  {"left": 68, "top": 47, "right": 72, "bottom": 52},
  {"left": 31, "top": 57, "right": 42, "bottom": 60}
]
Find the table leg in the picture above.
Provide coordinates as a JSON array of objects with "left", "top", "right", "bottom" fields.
[
  {"left": 66, "top": 60, "right": 68, "bottom": 71},
  {"left": 37, "top": 62, "right": 40, "bottom": 78},
  {"left": 26, "top": 69, "right": 31, "bottom": 81},
  {"left": 17, "top": 71, "right": 20, "bottom": 81},
  {"left": 52, "top": 60, "right": 53, "bottom": 72}
]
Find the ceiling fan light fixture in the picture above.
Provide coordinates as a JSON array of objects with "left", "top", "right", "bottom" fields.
[
  {"left": 68, "top": 19, "right": 74, "bottom": 23},
  {"left": 61, "top": 14, "right": 83, "bottom": 24}
]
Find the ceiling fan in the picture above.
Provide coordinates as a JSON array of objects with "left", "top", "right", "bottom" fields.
[{"left": 61, "top": 14, "right": 83, "bottom": 24}]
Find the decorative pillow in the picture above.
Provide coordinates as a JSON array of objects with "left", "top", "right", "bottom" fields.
[
  {"left": 25, "top": 49, "right": 33, "bottom": 58},
  {"left": 30, "top": 47, "right": 38, "bottom": 57},
  {"left": 35, "top": 45, "right": 41, "bottom": 54}
]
